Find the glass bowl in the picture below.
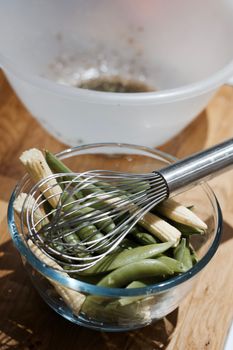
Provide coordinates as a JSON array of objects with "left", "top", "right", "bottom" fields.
[
  {"left": 7, "top": 143, "right": 222, "bottom": 332},
  {"left": 1, "top": 1, "right": 233, "bottom": 146}
]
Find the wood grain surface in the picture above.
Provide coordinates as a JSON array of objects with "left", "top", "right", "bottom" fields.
[{"left": 0, "top": 71, "right": 233, "bottom": 350}]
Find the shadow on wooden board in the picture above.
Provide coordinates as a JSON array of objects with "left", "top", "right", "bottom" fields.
[{"left": 0, "top": 238, "right": 178, "bottom": 350}]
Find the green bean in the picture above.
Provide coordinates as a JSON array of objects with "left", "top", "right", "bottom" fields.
[
  {"left": 126, "top": 281, "right": 147, "bottom": 289},
  {"left": 156, "top": 256, "right": 185, "bottom": 273},
  {"left": 78, "top": 224, "right": 104, "bottom": 247},
  {"left": 61, "top": 204, "right": 112, "bottom": 252},
  {"left": 46, "top": 151, "right": 116, "bottom": 234},
  {"left": 46, "top": 150, "right": 106, "bottom": 197},
  {"left": 42, "top": 198, "right": 97, "bottom": 244},
  {"left": 78, "top": 224, "right": 98, "bottom": 239},
  {"left": 45, "top": 152, "right": 116, "bottom": 254},
  {"left": 45, "top": 150, "right": 100, "bottom": 200},
  {"left": 82, "top": 295, "right": 152, "bottom": 324},
  {"left": 129, "top": 226, "right": 157, "bottom": 245},
  {"left": 46, "top": 227, "right": 85, "bottom": 257},
  {"left": 118, "top": 281, "right": 147, "bottom": 306},
  {"left": 45, "top": 150, "right": 73, "bottom": 175},
  {"left": 45, "top": 151, "right": 84, "bottom": 200},
  {"left": 174, "top": 238, "right": 193, "bottom": 271},
  {"left": 97, "top": 258, "right": 175, "bottom": 288},
  {"left": 64, "top": 202, "right": 115, "bottom": 234},
  {"left": 133, "top": 232, "right": 157, "bottom": 245},
  {"left": 62, "top": 229, "right": 80, "bottom": 246},
  {"left": 40, "top": 191, "right": 105, "bottom": 253},
  {"left": 78, "top": 242, "right": 174, "bottom": 276}
]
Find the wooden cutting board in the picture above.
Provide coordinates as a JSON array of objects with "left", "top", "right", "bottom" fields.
[{"left": 0, "top": 71, "right": 233, "bottom": 350}]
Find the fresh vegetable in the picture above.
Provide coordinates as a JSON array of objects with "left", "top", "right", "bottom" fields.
[
  {"left": 14, "top": 148, "right": 208, "bottom": 319},
  {"left": 78, "top": 241, "right": 174, "bottom": 275},
  {"left": 97, "top": 259, "right": 175, "bottom": 288},
  {"left": 155, "top": 198, "right": 207, "bottom": 231},
  {"left": 174, "top": 238, "right": 193, "bottom": 271}
]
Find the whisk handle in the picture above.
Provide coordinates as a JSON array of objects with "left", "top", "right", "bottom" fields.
[{"left": 159, "top": 138, "right": 233, "bottom": 195}]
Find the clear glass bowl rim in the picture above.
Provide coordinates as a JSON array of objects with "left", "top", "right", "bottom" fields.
[{"left": 7, "top": 142, "right": 222, "bottom": 297}]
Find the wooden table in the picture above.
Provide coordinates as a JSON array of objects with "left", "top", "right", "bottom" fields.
[{"left": 0, "top": 71, "right": 233, "bottom": 350}]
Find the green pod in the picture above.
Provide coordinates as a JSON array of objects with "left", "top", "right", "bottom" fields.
[
  {"left": 46, "top": 150, "right": 72, "bottom": 174},
  {"left": 97, "top": 258, "right": 175, "bottom": 288},
  {"left": 46, "top": 151, "right": 116, "bottom": 234},
  {"left": 133, "top": 232, "right": 157, "bottom": 245},
  {"left": 53, "top": 229, "right": 91, "bottom": 258},
  {"left": 82, "top": 295, "right": 152, "bottom": 324},
  {"left": 64, "top": 203, "right": 115, "bottom": 235},
  {"left": 156, "top": 256, "right": 185, "bottom": 273},
  {"left": 62, "top": 230, "right": 80, "bottom": 246},
  {"left": 126, "top": 281, "right": 147, "bottom": 289},
  {"left": 78, "top": 224, "right": 104, "bottom": 251},
  {"left": 118, "top": 281, "right": 147, "bottom": 306},
  {"left": 79, "top": 241, "right": 174, "bottom": 275},
  {"left": 78, "top": 224, "right": 98, "bottom": 239},
  {"left": 46, "top": 151, "right": 102, "bottom": 203},
  {"left": 129, "top": 227, "right": 157, "bottom": 245},
  {"left": 174, "top": 238, "right": 193, "bottom": 271},
  {"left": 45, "top": 151, "right": 84, "bottom": 199}
]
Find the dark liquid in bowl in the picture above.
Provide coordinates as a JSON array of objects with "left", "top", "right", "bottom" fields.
[{"left": 78, "top": 76, "right": 155, "bottom": 93}]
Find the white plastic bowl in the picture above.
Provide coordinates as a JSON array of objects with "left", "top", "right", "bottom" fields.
[{"left": 0, "top": 0, "right": 233, "bottom": 147}]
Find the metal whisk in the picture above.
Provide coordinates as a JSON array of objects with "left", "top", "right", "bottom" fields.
[{"left": 22, "top": 138, "right": 233, "bottom": 272}]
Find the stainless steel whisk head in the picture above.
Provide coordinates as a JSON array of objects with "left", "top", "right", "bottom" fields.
[
  {"left": 22, "top": 171, "right": 168, "bottom": 272},
  {"left": 21, "top": 138, "right": 233, "bottom": 272}
]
